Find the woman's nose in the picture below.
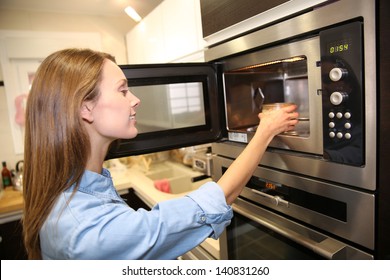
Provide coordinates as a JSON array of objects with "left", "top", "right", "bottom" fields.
[{"left": 128, "top": 92, "right": 140, "bottom": 108}]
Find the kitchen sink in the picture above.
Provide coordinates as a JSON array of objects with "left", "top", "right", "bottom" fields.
[{"left": 143, "top": 162, "right": 211, "bottom": 194}]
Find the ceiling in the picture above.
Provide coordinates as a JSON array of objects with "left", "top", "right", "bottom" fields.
[{"left": 0, "top": 0, "right": 163, "bottom": 19}]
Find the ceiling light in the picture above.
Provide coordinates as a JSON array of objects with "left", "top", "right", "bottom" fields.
[{"left": 124, "top": 6, "right": 142, "bottom": 22}]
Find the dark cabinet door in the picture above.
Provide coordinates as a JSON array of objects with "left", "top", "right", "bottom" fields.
[
  {"left": 120, "top": 188, "right": 151, "bottom": 211},
  {"left": 0, "top": 219, "right": 27, "bottom": 260},
  {"left": 200, "top": 0, "right": 289, "bottom": 38}
]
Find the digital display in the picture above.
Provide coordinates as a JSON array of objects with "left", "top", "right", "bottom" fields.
[
  {"left": 328, "top": 40, "right": 351, "bottom": 54},
  {"left": 265, "top": 181, "right": 277, "bottom": 190}
]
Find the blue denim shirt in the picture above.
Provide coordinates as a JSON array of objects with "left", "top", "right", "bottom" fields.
[{"left": 40, "top": 168, "right": 232, "bottom": 259}]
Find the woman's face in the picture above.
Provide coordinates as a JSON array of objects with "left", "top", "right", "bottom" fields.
[{"left": 84, "top": 59, "right": 140, "bottom": 141}]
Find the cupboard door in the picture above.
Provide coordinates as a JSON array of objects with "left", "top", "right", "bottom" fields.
[
  {"left": 200, "top": 0, "right": 288, "bottom": 37},
  {"left": 0, "top": 219, "right": 27, "bottom": 260},
  {"left": 121, "top": 189, "right": 151, "bottom": 211}
]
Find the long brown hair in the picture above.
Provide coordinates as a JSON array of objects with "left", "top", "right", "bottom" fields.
[{"left": 23, "top": 48, "right": 115, "bottom": 259}]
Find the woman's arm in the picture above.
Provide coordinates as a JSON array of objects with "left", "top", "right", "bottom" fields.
[{"left": 218, "top": 105, "right": 299, "bottom": 205}]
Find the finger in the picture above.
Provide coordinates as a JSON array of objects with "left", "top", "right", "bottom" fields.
[
  {"left": 289, "top": 112, "right": 299, "bottom": 119},
  {"left": 282, "top": 104, "right": 298, "bottom": 113}
]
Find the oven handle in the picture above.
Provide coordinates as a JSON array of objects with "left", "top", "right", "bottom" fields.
[
  {"left": 233, "top": 203, "right": 348, "bottom": 259},
  {"left": 251, "top": 189, "right": 289, "bottom": 207}
]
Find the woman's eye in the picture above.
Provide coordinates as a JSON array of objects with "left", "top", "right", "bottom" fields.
[{"left": 121, "top": 89, "right": 129, "bottom": 96}]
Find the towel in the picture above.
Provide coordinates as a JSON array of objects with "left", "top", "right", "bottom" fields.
[{"left": 154, "top": 179, "right": 171, "bottom": 193}]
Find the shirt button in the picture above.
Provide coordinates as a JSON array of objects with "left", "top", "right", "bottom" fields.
[{"left": 200, "top": 216, "right": 206, "bottom": 222}]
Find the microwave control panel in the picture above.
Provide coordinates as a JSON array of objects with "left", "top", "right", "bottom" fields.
[{"left": 320, "top": 21, "right": 364, "bottom": 166}]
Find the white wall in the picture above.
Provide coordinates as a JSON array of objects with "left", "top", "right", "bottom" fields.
[
  {"left": 0, "top": 9, "right": 132, "bottom": 64},
  {"left": 0, "top": 8, "right": 134, "bottom": 170}
]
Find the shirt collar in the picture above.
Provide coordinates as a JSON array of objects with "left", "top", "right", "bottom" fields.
[{"left": 74, "top": 168, "right": 123, "bottom": 201}]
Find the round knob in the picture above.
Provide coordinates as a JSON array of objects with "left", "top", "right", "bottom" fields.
[
  {"left": 330, "top": 91, "right": 348, "bottom": 106},
  {"left": 329, "top": 67, "right": 347, "bottom": 82}
]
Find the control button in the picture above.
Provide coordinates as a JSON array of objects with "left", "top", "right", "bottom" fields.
[
  {"left": 344, "top": 112, "right": 351, "bottom": 119},
  {"left": 329, "top": 122, "right": 335, "bottom": 128},
  {"left": 336, "top": 112, "right": 343, "bottom": 119},
  {"left": 344, "top": 122, "right": 351, "bottom": 129},
  {"left": 328, "top": 112, "right": 335, "bottom": 118},
  {"left": 345, "top": 133, "right": 351, "bottom": 139},
  {"left": 330, "top": 91, "right": 348, "bottom": 105},
  {"left": 329, "top": 67, "right": 347, "bottom": 82},
  {"left": 329, "top": 132, "right": 336, "bottom": 138},
  {"left": 337, "top": 132, "right": 343, "bottom": 139}
]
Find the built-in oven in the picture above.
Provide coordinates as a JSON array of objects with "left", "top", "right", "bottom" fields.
[{"left": 213, "top": 156, "right": 374, "bottom": 260}]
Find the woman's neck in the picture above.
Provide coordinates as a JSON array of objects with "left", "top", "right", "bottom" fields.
[{"left": 85, "top": 141, "right": 111, "bottom": 174}]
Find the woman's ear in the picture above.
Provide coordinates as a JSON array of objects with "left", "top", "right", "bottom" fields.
[{"left": 80, "top": 102, "right": 94, "bottom": 123}]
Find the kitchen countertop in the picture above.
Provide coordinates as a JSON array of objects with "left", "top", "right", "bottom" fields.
[{"left": 0, "top": 187, "right": 24, "bottom": 223}]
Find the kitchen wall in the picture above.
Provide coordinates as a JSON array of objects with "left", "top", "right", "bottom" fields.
[
  {"left": 0, "top": 7, "right": 136, "bottom": 169},
  {"left": 0, "top": 9, "right": 131, "bottom": 63}
]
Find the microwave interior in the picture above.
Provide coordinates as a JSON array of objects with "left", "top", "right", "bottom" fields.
[{"left": 223, "top": 56, "right": 310, "bottom": 137}]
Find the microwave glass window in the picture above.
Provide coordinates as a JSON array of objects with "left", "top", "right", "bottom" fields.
[
  {"left": 223, "top": 56, "right": 309, "bottom": 137},
  {"left": 129, "top": 82, "right": 206, "bottom": 133}
]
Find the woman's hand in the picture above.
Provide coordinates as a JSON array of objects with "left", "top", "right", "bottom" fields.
[
  {"left": 217, "top": 104, "right": 299, "bottom": 205},
  {"left": 256, "top": 104, "right": 299, "bottom": 144}
]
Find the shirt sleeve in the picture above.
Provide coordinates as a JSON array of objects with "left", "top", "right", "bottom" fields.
[
  {"left": 66, "top": 182, "right": 232, "bottom": 260},
  {"left": 185, "top": 181, "right": 233, "bottom": 239}
]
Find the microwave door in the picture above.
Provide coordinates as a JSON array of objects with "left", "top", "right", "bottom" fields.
[{"left": 106, "top": 63, "right": 224, "bottom": 159}]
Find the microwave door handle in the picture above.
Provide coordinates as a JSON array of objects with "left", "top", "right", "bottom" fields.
[
  {"left": 251, "top": 189, "right": 289, "bottom": 207},
  {"left": 233, "top": 203, "right": 348, "bottom": 260}
]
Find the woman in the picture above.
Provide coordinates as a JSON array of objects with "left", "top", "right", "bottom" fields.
[{"left": 23, "top": 48, "right": 298, "bottom": 259}]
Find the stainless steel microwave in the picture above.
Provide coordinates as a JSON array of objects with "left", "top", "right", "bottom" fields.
[{"left": 108, "top": 21, "right": 364, "bottom": 163}]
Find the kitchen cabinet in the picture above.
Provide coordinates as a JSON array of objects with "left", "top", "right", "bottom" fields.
[
  {"left": 0, "top": 219, "right": 27, "bottom": 259},
  {"left": 120, "top": 188, "right": 151, "bottom": 211},
  {"left": 200, "top": 0, "right": 329, "bottom": 46},
  {"left": 200, "top": 0, "right": 289, "bottom": 38},
  {"left": 125, "top": 0, "right": 204, "bottom": 64}
]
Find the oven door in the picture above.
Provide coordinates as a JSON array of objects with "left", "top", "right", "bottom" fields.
[
  {"left": 221, "top": 198, "right": 373, "bottom": 260},
  {"left": 106, "top": 63, "right": 224, "bottom": 159},
  {"left": 213, "top": 155, "right": 375, "bottom": 255}
]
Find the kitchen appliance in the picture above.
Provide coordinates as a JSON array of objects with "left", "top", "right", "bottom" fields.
[
  {"left": 12, "top": 160, "right": 23, "bottom": 192},
  {"left": 213, "top": 156, "right": 373, "bottom": 259},
  {"left": 107, "top": 0, "right": 388, "bottom": 259}
]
